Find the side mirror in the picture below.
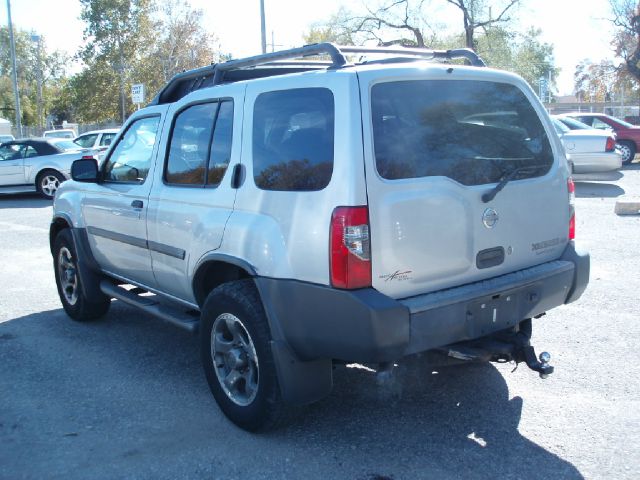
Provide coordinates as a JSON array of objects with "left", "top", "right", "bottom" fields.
[{"left": 71, "top": 157, "right": 100, "bottom": 182}]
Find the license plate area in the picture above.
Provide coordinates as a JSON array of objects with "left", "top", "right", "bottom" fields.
[{"left": 467, "top": 288, "right": 525, "bottom": 336}]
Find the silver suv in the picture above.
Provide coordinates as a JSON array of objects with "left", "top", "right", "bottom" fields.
[{"left": 50, "top": 44, "right": 589, "bottom": 431}]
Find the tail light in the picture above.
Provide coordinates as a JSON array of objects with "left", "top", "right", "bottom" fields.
[
  {"left": 330, "top": 206, "right": 372, "bottom": 289},
  {"left": 605, "top": 136, "right": 616, "bottom": 152},
  {"left": 568, "top": 178, "right": 575, "bottom": 240}
]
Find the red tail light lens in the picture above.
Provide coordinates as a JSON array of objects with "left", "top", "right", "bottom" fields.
[
  {"left": 569, "top": 208, "right": 576, "bottom": 240},
  {"left": 330, "top": 206, "right": 372, "bottom": 289},
  {"left": 605, "top": 136, "right": 616, "bottom": 152}
]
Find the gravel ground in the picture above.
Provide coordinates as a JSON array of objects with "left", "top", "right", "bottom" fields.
[{"left": 1, "top": 165, "right": 639, "bottom": 480}]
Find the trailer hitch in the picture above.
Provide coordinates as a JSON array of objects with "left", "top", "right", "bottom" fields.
[{"left": 516, "top": 346, "right": 554, "bottom": 379}]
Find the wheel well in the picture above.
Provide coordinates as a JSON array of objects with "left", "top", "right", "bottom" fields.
[
  {"left": 49, "top": 217, "right": 71, "bottom": 254},
  {"left": 193, "top": 261, "right": 252, "bottom": 307}
]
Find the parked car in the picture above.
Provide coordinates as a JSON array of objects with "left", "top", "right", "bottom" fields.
[
  {"left": 74, "top": 128, "right": 120, "bottom": 151},
  {"left": 43, "top": 129, "right": 76, "bottom": 139},
  {"left": 0, "top": 134, "right": 15, "bottom": 144},
  {"left": 550, "top": 117, "right": 622, "bottom": 173},
  {"left": 51, "top": 43, "right": 589, "bottom": 431},
  {"left": 558, "top": 113, "right": 639, "bottom": 164},
  {"left": 0, "top": 138, "right": 90, "bottom": 199}
]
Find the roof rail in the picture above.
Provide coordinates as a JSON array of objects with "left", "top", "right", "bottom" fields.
[
  {"left": 338, "top": 45, "right": 486, "bottom": 67},
  {"left": 149, "top": 43, "right": 485, "bottom": 105}
]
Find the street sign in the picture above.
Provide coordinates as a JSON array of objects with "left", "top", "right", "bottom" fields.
[{"left": 131, "top": 84, "right": 145, "bottom": 104}]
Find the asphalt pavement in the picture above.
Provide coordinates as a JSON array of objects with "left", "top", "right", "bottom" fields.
[{"left": 1, "top": 166, "right": 639, "bottom": 480}]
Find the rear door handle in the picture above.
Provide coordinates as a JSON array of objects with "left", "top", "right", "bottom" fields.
[{"left": 131, "top": 200, "right": 143, "bottom": 209}]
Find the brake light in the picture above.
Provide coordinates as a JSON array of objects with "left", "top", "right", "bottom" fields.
[
  {"left": 330, "top": 206, "right": 371, "bottom": 289},
  {"left": 605, "top": 136, "right": 616, "bottom": 152},
  {"left": 568, "top": 178, "right": 575, "bottom": 240}
]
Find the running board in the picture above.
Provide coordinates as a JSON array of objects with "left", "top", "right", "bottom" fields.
[{"left": 100, "top": 281, "right": 199, "bottom": 333}]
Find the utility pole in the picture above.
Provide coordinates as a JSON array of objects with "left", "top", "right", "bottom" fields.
[
  {"left": 6, "top": 0, "right": 22, "bottom": 137},
  {"left": 260, "top": 0, "right": 266, "bottom": 54},
  {"left": 31, "top": 34, "right": 43, "bottom": 130}
]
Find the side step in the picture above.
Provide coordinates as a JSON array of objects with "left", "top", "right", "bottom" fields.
[{"left": 100, "top": 281, "right": 200, "bottom": 333}]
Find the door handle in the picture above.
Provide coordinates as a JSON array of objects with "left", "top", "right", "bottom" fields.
[{"left": 131, "top": 200, "right": 144, "bottom": 209}]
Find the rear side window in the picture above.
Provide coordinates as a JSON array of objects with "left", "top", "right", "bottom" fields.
[
  {"left": 253, "top": 88, "right": 334, "bottom": 191},
  {"left": 165, "top": 100, "right": 234, "bottom": 187},
  {"left": 371, "top": 80, "right": 554, "bottom": 185}
]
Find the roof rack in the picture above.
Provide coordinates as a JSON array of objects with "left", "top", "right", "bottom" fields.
[{"left": 149, "top": 43, "right": 485, "bottom": 105}]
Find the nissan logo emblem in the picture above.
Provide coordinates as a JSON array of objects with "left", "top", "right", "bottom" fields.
[{"left": 482, "top": 208, "right": 499, "bottom": 228}]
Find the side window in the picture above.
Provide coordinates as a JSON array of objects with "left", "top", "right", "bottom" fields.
[
  {"left": 74, "top": 134, "right": 98, "bottom": 148},
  {"left": 103, "top": 116, "right": 160, "bottom": 183},
  {"left": 165, "top": 100, "right": 233, "bottom": 187},
  {"left": 208, "top": 101, "right": 233, "bottom": 186},
  {"left": 100, "top": 133, "right": 116, "bottom": 147},
  {"left": 253, "top": 88, "right": 334, "bottom": 191},
  {"left": 0, "top": 144, "right": 21, "bottom": 160},
  {"left": 592, "top": 118, "right": 612, "bottom": 130},
  {"left": 24, "top": 146, "right": 38, "bottom": 158},
  {"left": 576, "top": 116, "right": 594, "bottom": 127}
]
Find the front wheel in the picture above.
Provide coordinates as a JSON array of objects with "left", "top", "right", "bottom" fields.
[
  {"left": 53, "top": 229, "right": 111, "bottom": 321},
  {"left": 200, "top": 280, "right": 286, "bottom": 432},
  {"left": 617, "top": 141, "right": 636, "bottom": 165},
  {"left": 36, "top": 170, "right": 65, "bottom": 199}
]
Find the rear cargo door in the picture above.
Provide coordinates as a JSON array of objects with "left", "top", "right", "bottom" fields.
[{"left": 359, "top": 71, "right": 570, "bottom": 299}]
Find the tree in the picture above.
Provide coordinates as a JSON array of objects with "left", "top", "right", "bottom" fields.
[
  {"left": 78, "top": 0, "right": 156, "bottom": 123},
  {"left": 443, "top": 0, "right": 520, "bottom": 50},
  {"left": 610, "top": 0, "right": 640, "bottom": 82},
  {"left": 0, "top": 26, "right": 68, "bottom": 127}
]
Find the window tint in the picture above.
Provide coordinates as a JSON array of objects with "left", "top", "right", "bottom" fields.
[
  {"left": 103, "top": 116, "right": 160, "bottom": 183},
  {"left": 165, "top": 100, "right": 233, "bottom": 186},
  {"left": 371, "top": 80, "right": 553, "bottom": 185},
  {"left": 253, "top": 88, "right": 334, "bottom": 191},
  {"left": 74, "top": 134, "right": 98, "bottom": 148},
  {"left": 100, "top": 133, "right": 116, "bottom": 146}
]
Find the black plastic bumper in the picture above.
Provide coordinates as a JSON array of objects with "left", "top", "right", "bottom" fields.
[{"left": 257, "top": 242, "right": 589, "bottom": 365}]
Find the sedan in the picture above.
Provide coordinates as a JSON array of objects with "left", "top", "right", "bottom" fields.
[
  {"left": 0, "top": 138, "right": 92, "bottom": 199},
  {"left": 557, "top": 112, "right": 639, "bottom": 164},
  {"left": 551, "top": 117, "right": 622, "bottom": 173}
]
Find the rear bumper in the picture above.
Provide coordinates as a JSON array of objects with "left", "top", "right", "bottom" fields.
[
  {"left": 569, "top": 151, "right": 622, "bottom": 173},
  {"left": 257, "top": 242, "right": 589, "bottom": 364}
]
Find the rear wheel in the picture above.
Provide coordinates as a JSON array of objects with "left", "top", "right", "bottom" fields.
[
  {"left": 617, "top": 141, "right": 636, "bottom": 165},
  {"left": 36, "top": 170, "right": 65, "bottom": 199},
  {"left": 53, "top": 229, "right": 110, "bottom": 321},
  {"left": 200, "top": 280, "right": 286, "bottom": 431}
]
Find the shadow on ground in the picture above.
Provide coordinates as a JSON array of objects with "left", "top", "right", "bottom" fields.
[
  {"left": 574, "top": 181, "right": 625, "bottom": 198},
  {"left": 0, "top": 193, "right": 51, "bottom": 209},
  {"left": 0, "top": 305, "right": 583, "bottom": 479}
]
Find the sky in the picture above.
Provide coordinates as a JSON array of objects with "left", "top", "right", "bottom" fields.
[{"left": 0, "top": 0, "right": 616, "bottom": 95}]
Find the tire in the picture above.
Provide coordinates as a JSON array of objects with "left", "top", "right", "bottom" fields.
[
  {"left": 36, "top": 170, "right": 65, "bottom": 199},
  {"left": 200, "top": 279, "right": 287, "bottom": 432},
  {"left": 617, "top": 141, "right": 636, "bottom": 165},
  {"left": 53, "top": 229, "right": 111, "bottom": 321}
]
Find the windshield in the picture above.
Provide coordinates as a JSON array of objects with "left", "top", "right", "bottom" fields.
[
  {"left": 371, "top": 80, "right": 554, "bottom": 185},
  {"left": 51, "top": 140, "right": 83, "bottom": 151},
  {"left": 557, "top": 116, "right": 590, "bottom": 130},
  {"left": 607, "top": 115, "right": 635, "bottom": 128}
]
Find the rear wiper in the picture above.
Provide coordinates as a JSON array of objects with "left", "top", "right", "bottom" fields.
[{"left": 481, "top": 164, "right": 547, "bottom": 203}]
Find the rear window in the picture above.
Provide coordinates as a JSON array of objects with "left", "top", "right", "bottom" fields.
[
  {"left": 371, "top": 80, "right": 553, "bottom": 185},
  {"left": 253, "top": 88, "right": 334, "bottom": 191}
]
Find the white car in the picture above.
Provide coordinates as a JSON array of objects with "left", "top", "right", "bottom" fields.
[
  {"left": 74, "top": 129, "right": 120, "bottom": 151},
  {"left": 43, "top": 129, "right": 76, "bottom": 139},
  {"left": 0, "top": 138, "right": 91, "bottom": 198},
  {"left": 551, "top": 117, "right": 622, "bottom": 173}
]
